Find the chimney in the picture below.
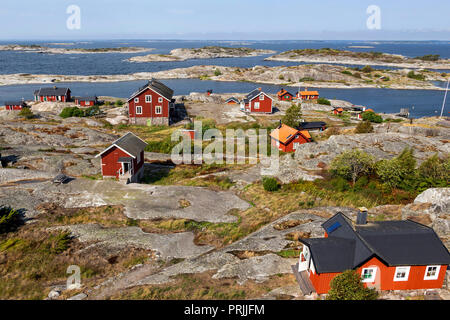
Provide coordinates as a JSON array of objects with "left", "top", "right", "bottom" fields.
[
  {"left": 258, "top": 87, "right": 262, "bottom": 91},
  {"left": 356, "top": 207, "right": 368, "bottom": 225}
]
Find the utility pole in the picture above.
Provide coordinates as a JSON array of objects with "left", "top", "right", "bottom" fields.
[{"left": 440, "top": 78, "right": 450, "bottom": 118}]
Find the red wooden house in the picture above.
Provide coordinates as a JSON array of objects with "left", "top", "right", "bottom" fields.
[
  {"left": 95, "top": 132, "right": 147, "bottom": 184},
  {"left": 240, "top": 88, "right": 273, "bottom": 114},
  {"left": 297, "top": 89, "right": 319, "bottom": 101},
  {"left": 333, "top": 107, "right": 344, "bottom": 115},
  {"left": 270, "top": 124, "right": 311, "bottom": 152},
  {"left": 127, "top": 79, "right": 174, "bottom": 126},
  {"left": 5, "top": 100, "right": 29, "bottom": 111},
  {"left": 277, "top": 89, "right": 294, "bottom": 101},
  {"left": 74, "top": 96, "right": 98, "bottom": 107},
  {"left": 295, "top": 211, "right": 450, "bottom": 295},
  {"left": 34, "top": 87, "right": 71, "bottom": 102}
]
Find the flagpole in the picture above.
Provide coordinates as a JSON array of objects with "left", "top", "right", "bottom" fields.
[{"left": 440, "top": 78, "right": 449, "bottom": 118}]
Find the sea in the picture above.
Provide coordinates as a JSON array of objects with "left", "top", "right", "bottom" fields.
[{"left": 0, "top": 40, "right": 449, "bottom": 118}]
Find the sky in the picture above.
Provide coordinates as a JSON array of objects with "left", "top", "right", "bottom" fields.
[{"left": 1, "top": 0, "right": 450, "bottom": 40}]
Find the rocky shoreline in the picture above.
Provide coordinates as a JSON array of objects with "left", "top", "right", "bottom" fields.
[
  {"left": 0, "top": 44, "right": 153, "bottom": 54},
  {"left": 266, "top": 49, "right": 450, "bottom": 70},
  {"left": 128, "top": 46, "right": 276, "bottom": 62},
  {"left": 0, "top": 64, "right": 446, "bottom": 91}
]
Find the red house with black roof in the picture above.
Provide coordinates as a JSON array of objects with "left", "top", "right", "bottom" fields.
[
  {"left": 128, "top": 79, "right": 174, "bottom": 126},
  {"left": 95, "top": 132, "right": 147, "bottom": 184},
  {"left": 74, "top": 96, "right": 98, "bottom": 107},
  {"left": 240, "top": 88, "right": 273, "bottom": 114},
  {"left": 5, "top": 100, "right": 29, "bottom": 110},
  {"left": 277, "top": 89, "right": 294, "bottom": 101},
  {"left": 34, "top": 86, "right": 71, "bottom": 102},
  {"left": 270, "top": 124, "right": 311, "bottom": 152},
  {"left": 295, "top": 211, "right": 450, "bottom": 295}
]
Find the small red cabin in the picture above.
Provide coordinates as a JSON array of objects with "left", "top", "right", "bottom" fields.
[
  {"left": 128, "top": 79, "right": 174, "bottom": 126},
  {"left": 74, "top": 96, "right": 98, "bottom": 107},
  {"left": 277, "top": 89, "right": 294, "bottom": 101},
  {"left": 295, "top": 211, "right": 450, "bottom": 295},
  {"left": 95, "top": 132, "right": 148, "bottom": 184},
  {"left": 297, "top": 88, "right": 319, "bottom": 101},
  {"left": 270, "top": 124, "right": 311, "bottom": 152},
  {"left": 240, "top": 88, "right": 273, "bottom": 114},
  {"left": 333, "top": 107, "right": 344, "bottom": 115},
  {"left": 5, "top": 100, "right": 29, "bottom": 111},
  {"left": 34, "top": 87, "right": 71, "bottom": 102}
]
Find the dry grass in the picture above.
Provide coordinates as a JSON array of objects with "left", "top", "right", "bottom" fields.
[{"left": 111, "top": 271, "right": 297, "bottom": 300}]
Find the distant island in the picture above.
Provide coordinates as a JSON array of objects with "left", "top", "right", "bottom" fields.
[
  {"left": 265, "top": 48, "right": 450, "bottom": 70},
  {"left": 128, "top": 46, "right": 276, "bottom": 62},
  {"left": 0, "top": 44, "right": 153, "bottom": 54}
]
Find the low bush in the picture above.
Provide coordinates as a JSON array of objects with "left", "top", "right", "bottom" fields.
[
  {"left": 362, "top": 111, "right": 383, "bottom": 123},
  {"left": 18, "top": 108, "right": 35, "bottom": 119},
  {"left": 317, "top": 97, "right": 331, "bottom": 106},
  {"left": 327, "top": 270, "right": 378, "bottom": 300},
  {"left": 0, "top": 206, "right": 22, "bottom": 234},
  {"left": 262, "top": 177, "right": 280, "bottom": 192},
  {"left": 355, "top": 121, "right": 374, "bottom": 133}
]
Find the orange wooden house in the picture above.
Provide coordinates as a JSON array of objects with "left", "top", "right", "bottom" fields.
[
  {"left": 277, "top": 89, "right": 295, "bottom": 101},
  {"left": 295, "top": 211, "right": 450, "bottom": 295},
  {"left": 297, "top": 88, "right": 319, "bottom": 101},
  {"left": 333, "top": 107, "right": 344, "bottom": 115},
  {"left": 270, "top": 124, "right": 311, "bottom": 152}
]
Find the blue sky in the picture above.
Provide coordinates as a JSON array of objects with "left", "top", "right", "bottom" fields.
[{"left": 1, "top": 0, "right": 450, "bottom": 40}]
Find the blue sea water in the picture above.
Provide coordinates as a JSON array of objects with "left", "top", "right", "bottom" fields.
[{"left": 0, "top": 40, "right": 449, "bottom": 117}]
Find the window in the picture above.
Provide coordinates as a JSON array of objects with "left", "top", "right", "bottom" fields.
[
  {"left": 254, "top": 102, "right": 260, "bottom": 109},
  {"left": 424, "top": 266, "right": 440, "bottom": 280},
  {"left": 260, "top": 94, "right": 264, "bottom": 100},
  {"left": 155, "top": 106, "right": 162, "bottom": 114},
  {"left": 158, "top": 97, "right": 163, "bottom": 103},
  {"left": 134, "top": 97, "right": 139, "bottom": 103},
  {"left": 136, "top": 106, "right": 142, "bottom": 115},
  {"left": 145, "top": 95, "right": 152, "bottom": 103},
  {"left": 361, "top": 267, "right": 377, "bottom": 283},
  {"left": 394, "top": 266, "right": 410, "bottom": 282}
]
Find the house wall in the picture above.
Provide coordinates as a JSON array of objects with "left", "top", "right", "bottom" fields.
[
  {"left": 77, "top": 100, "right": 95, "bottom": 107},
  {"left": 249, "top": 93, "right": 272, "bottom": 113},
  {"left": 308, "top": 256, "right": 448, "bottom": 294},
  {"left": 6, "top": 105, "right": 23, "bottom": 110},
  {"left": 100, "top": 146, "right": 144, "bottom": 179},
  {"left": 278, "top": 94, "right": 293, "bottom": 101},
  {"left": 128, "top": 87, "right": 169, "bottom": 125},
  {"left": 271, "top": 134, "right": 309, "bottom": 153}
]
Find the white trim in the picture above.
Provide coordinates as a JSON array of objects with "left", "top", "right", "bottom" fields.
[
  {"left": 254, "top": 102, "right": 260, "bottom": 110},
  {"left": 394, "top": 266, "right": 410, "bottom": 282},
  {"left": 424, "top": 265, "right": 440, "bottom": 280},
  {"left": 128, "top": 87, "right": 171, "bottom": 102},
  {"left": 134, "top": 97, "right": 139, "bottom": 103},
  {"left": 136, "top": 105, "right": 143, "bottom": 115},
  {"left": 361, "top": 267, "right": 377, "bottom": 283},
  {"left": 155, "top": 105, "right": 162, "bottom": 114},
  {"left": 145, "top": 95, "right": 152, "bottom": 103},
  {"left": 95, "top": 144, "right": 136, "bottom": 159},
  {"left": 248, "top": 92, "right": 273, "bottom": 102}
]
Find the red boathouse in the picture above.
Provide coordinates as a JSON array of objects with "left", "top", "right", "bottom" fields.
[
  {"left": 34, "top": 87, "right": 71, "bottom": 102},
  {"left": 95, "top": 132, "right": 148, "bottom": 184},
  {"left": 74, "top": 96, "right": 98, "bottom": 107},
  {"left": 5, "top": 100, "right": 29, "bottom": 111}
]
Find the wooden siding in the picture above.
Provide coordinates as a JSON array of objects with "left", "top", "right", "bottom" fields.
[{"left": 128, "top": 87, "right": 169, "bottom": 120}]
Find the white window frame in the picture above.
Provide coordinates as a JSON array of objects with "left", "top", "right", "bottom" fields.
[
  {"left": 145, "top": 95, "right": 152, "bottom": 103},
  {"left": 134, "top": 97, "right": 139, "bottom": 103},
  {"left": 394, "top": 266, "right": 411, "bottom": 282},
  {"left": 158, "top": 97, "right": 163, "bottom": 103},
  {"left": 361, "top": 267, "right": 377, "bottom": 283},
  {"left": 424, "top": 265, "right": 440, "bottom": 280},
  {"left": 136, "top": 106, "right": 143, "bottom": 115},
  {"left": 155, "top": 106, "right": 162, "bottom": 115},
  {"left": 260, "top": 94, "right": 265, "bottom": 100},
  {"left": 254, "top": 102, "right": 260, "bottom": 109}
]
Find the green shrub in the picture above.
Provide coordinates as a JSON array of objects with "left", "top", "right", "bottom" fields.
[
  {"left": 354, "top": 176, "right": 369, "bottom": 191},
  {"left": 18, "top": 107, "right": 34, "bottom": 119},
  {"left": 415, "top": 54, "right": 440, "bottom": 62},
  {"left": 0, "top": 206, "right": 22, "bottom": 234},
  {"left": 361, "top": 65, "right": 374, "bottom": 73},
  {"left": 376, "top": 147, "right": 417, "bottom": 189},
  {"left": 282, "top": 104, "right": 302, "bottom": 128},
  {"left": 330, "top": 149, "right": 375, "bottom": 185},
  {"left": 60, "top": 107, "right": 79, "bottom": 118},
  {"left": 416, "top": 154, "right": 450, "bottom": 191},
  {"left": 341, "top": 70, "right": 353, "bottom": 76},
  {"left": 317, "top": 97, "right": 331, "bottom": 106},
  {"left": 327, "top": 270, "right": 378, "bottom": 300},
  {"left": 332, "top": 177, "right": 350, "bottom": 192},
  {"left": 262, "top": 177, "right": 280, "bottom": 192},
  {"left": 407, "top": 71, "right": 425, "bottom": 81},
  {"left": 115, "top": 100, "right": 124, "bottom": 107},
  {"left": 355, "top": 121, "right": 374, "bottom": 133},
  {"left": 362, "top": 111, "right": 382, "bottom": 123},
  {"left": 214, "top": 69, "right": 222, "bottom": 76}
]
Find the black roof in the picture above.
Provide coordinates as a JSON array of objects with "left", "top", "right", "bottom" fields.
[
  {"left": 5, "top": 101, "right": 27, "bottom": 106},
  {"left": 97, "top": 132, "right": 147, "bottom": 159},
  {"left": 246, "top": 88, "right": 262, "bottom": 100},
  {"left": 129, "top": 79, "right": 174, "bottom": 101},
  {"left": 34, "top": 87, "right": 70, "bottom": 96},
  {"left": 226, "top": 97, "right": 239, "bottom": 102},
  {"left": 302, "top": 213, "right": 450, "bottom": 273},
  {"left": 297, "top": 121, "right": 327, "bottom": 130}
]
